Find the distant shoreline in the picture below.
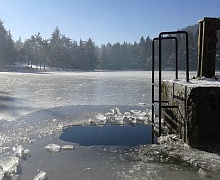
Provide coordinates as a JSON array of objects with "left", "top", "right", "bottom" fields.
[
  {"left": 0, "top": 65, "right": 149, "bottom": 73},
  {"left": 0, "top": 64, "right": 207, "bottom": 74}
]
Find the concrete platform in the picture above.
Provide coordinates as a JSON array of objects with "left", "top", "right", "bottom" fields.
[{"left": 162, "top": 77, "right": 220, "bottom": 147}]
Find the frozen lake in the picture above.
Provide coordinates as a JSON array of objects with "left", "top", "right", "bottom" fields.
[{"left": 0, "top": 70, "right": 219, "bottom": 179}]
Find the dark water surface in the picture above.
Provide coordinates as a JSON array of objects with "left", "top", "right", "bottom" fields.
[{"left": 60, "top": 125, "right": 155, "bottom": 146}]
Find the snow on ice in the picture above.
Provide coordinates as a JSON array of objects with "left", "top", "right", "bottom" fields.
[{"left": 165, "top": 75, "right": 220, "bottom": 87}]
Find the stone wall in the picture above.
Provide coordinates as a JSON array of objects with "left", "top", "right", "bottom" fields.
[{"left": 162, "top": 80, "right": 220, "bottom": 147}]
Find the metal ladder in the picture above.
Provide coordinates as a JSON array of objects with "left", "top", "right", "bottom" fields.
[{"left": 152, "top": 31, "right": 189, "bottom": 136}]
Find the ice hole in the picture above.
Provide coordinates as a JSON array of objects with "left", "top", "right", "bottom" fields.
[{"left": 60, "top": 125, "right": 156, "bottom": 146}]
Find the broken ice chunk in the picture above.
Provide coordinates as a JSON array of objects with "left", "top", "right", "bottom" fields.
[
  {"left": 123, "top": 116, "right": 135, "bottom": 125},
  {"left": 110, "top": 107, "right": 121, "bottom": 115},
  {"left": 0, "top": 166, "right": 4, "bottom": 180},
  {"left": 124, "top": 112, "right": 131, "bottom": 118},
  {"left": 136, "top": 118, "right": 147, "bottom": 125},
  {"left": 33, "top": 171, "right": 47, "bottom": 180},
  {"left": 115, "top": 107, "right": 121, "bottom": 115},
  {"left": 96, "top": 113, "right": 106, "bottom": 121},
  {"left": 110, "top": 108, "right": 115, "bottom": 114},
  {"left": 44, "top": 144, "right": 61, "bottom": 153},
  {"left": 96, "top": 113, "right": 106, "bottom": 124},
  {"left": 61, "top": 145, "right": 74, "bottom": 150},
  {"left": 0, "top": 156, "right": 19, "bottom": 174},
  {"left": 1, "top": 147, "right": 10, "bottom": 152},
  {"left": 13, "top": 145, "right": 23, "bottom": 158},
  {"left": 23, "top": 149, "right": 30, "bottom": 155},
  {"left": 130, "top": 110, "right": 141, "bottom": 115},
  {"left": 83, "top": 167, "right": 91, "bottom": 171},
  {"left": 13, "top": 145, "right": 29, "bottom": 158},
  {"left": 21, "top": 136, "right": 36, "bottom": 143},
  {"left": 114, "top": 116, "right": 124, "bottom": 125},
  {"left": 198, "top": 168, "right": 206, "bottom": 177},
  {"left": 105, "top": 115, "right": 115, "bottom": 124},
  {"left": 9, "top": 174, "right": 19, "bottom": 180}
]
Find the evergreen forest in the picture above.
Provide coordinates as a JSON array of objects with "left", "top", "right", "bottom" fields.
[{"left": 0, "top": 20, "right": 220, "bottom": 71}]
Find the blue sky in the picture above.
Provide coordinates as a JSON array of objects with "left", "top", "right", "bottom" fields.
[{"left": 0, "top": 0, "right": 219, "bottom": 46}]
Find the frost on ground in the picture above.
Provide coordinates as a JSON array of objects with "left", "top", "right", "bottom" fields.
[{"left": 87, "top": 107, "right": 152, "bottom": 126}]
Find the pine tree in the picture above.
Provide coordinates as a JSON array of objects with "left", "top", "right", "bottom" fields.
[
  {"left": 49, "top": 26, "right": 63, "bottom": 69},
  {"left": 0, "top": 20, "right": 17, "bottom": 68},
  {"left": 84, "top": 38, "right": 98, "bottom": 70},
  {"left": 99, "top": 45, "right": 107, "bottom": 69},
  {"left": 145, "top": 36, "right": 152, "bottom": 70},
  {"left": 0, "top": 20, "right": 8, "bottom": 67},
  {"left": 5, "top": 30, "right": 17, "bottom": 66},
  {"left": 130, "top": 42, "right": 139, "bottom": 69},
  {"left": 21, "top": 38, "right": 35, "bottom": 67},
  {"left": 138, "top": 36, "right": 146, "bottom": 69},
  {"left": 15, "top": 37, "right": 24, "bottom": 63}
]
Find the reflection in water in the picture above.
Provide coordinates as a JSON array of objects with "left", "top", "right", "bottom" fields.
[{"left": 60, "top": 125, "right": 156, "bottom": 146}]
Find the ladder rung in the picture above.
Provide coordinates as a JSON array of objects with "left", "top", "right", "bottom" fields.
[
  {"left": 152, "top": 83, "right": 159, "bottom": 87},
  {"left": 152, "top": 103, "right": 159, "bottom": 109},
  {"left": 152, "top": 127, "right": 159, "bottom": 137},
  {"left": 153, "top": 100, "right": 169, "bottom": 103},
  {"left": 152, "top": 123, "right": 167, "bottom": 137},
  {"left": 152, "top": 103, "right": 178, "bottom": 109},
  {"left": 162, "top": 111, "right": 182, "bottom": 127},
  {"left": 164, "top": 122, "right": 179, "bottom": 134},
  {"left": 161, "top": 105, "right": 178, "bottom": 108}
]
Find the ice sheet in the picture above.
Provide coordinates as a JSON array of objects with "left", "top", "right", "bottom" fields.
[{"left": 0, "top": 71, "right": 219, "bottom": 179}]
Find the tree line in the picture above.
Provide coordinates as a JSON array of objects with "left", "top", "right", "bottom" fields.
[{"left": 0, "top": 19, "right": 219, "bottom": 71}]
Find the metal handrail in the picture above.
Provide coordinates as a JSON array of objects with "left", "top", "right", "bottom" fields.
[
  {"left": 152, "top": 31, "right": 189, "bottom": 136},
  {"left": 158, "top": 31, "right": 189, "bottom": 82},
  {"left": 152, "top": 36, "right": 178, "bottom": 127}
]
